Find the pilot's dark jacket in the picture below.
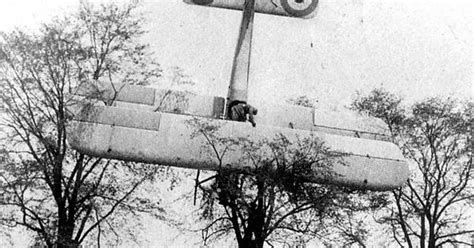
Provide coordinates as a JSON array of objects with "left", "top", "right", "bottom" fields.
[{"left": 230, "top": 103, "right": 258, "bottom": 127}]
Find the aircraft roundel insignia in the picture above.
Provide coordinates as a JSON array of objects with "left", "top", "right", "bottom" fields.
[
  {"left": 280, "top": 0, "right": 319, "bottom": 17},
  {"left": 192, "top": 0, "right": 213, "bottom": 5}
]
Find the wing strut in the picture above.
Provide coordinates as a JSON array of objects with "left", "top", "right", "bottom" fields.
[{"left": 226, "top": 0, "right": 256, "bottom": 117}]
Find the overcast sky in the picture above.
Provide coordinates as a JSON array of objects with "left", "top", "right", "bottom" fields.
[
  {"left": 0, "top": 0, "right": 472, "bottom": 108},
  {"left": 146, "top": 0, "right": 473, "bottom": 108}
]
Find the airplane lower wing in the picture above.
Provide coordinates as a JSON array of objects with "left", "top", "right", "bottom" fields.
[{"left": 69, "top": 105, "right": 408, "bottom": 190}]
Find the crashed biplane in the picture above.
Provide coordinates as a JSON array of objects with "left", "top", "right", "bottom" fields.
[{"left": 68, "top": 0, "right": 409, "bottom": 191}]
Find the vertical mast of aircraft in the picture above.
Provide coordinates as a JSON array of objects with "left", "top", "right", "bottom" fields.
[{"left": 226, "top": 0, "right": 256, "bottom": 117}]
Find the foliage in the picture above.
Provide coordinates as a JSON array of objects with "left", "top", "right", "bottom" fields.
[
  {"left": 287, "top": 95, "right": 318, "bottom": 108},
  {"left": 351, "top": 88, "right": 405, "bottom": 134},
  {"left": 0, "top": 1, "right": 165, "bottom": 247},
  {"left": 352, "top": 89, "right": 473, "bottom": 247},
  {"left": 186, "top": 117, "right": 384, "bottom": 248}
]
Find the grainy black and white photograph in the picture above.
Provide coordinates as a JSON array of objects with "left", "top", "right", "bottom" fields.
[{"left": 0, "top": 0, "right": 472, "bottom": 247}]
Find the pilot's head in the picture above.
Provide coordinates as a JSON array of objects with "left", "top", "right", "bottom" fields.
[{"left": 252, "top": 109, "right": 258, "bottom": 115}]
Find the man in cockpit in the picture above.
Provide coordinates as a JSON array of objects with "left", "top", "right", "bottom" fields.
[{"left": 229, "top": 101, "right": 258, "bottom": 127}]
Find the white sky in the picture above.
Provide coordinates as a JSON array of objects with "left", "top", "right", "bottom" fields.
[
  {"left": 144, "top": 0, "right": 473, "bottom": 107},
  {"left": 0, "top": 0, "right": 472, "bottom": 107}
]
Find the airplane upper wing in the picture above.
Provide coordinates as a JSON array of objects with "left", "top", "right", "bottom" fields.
[
  {"left": 184, "top": 0, "right": 319, "bottom": 19},
  {"left": 75, "top": 82, "right": 390, "bottom": 141}
]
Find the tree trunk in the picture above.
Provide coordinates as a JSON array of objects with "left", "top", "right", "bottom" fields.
[
  {"left": 57, "top": 214, "right": 78, "bottom": 248},
  {"left": 239, "top": 238, "right": 264, "bottom": 248},
  {"left": 427, "top": 223, "right": 436, "bottom": 248},
  {"left": 239, "top": 179, "right": 266, "bottom": 248},
  {"left": 420, "top": 213, "right": 426, "bottom": 248},
  {"left": 56, "top": 229, "right": 79, "bottom": 248}
]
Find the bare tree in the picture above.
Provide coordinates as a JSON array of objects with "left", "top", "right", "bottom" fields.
[
  {"left": 186, "top": 117, "right": 383, "bottom": 248},
  {"left": 352, "top": 88, "right": 473, "bottom": 247},
  {"left": 286, "top": 95, "right": 384, "bottom": 248},
  {"left": 0, "top": 1, "right": 165, "bottom": 247}
]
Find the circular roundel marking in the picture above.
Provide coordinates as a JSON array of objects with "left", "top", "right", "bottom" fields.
[
  {"left": 192, "top": 0, "right": 213, "bottom": 5},
  {"left": 280, "top": 0, "right": 319, "bottom": 17}
]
